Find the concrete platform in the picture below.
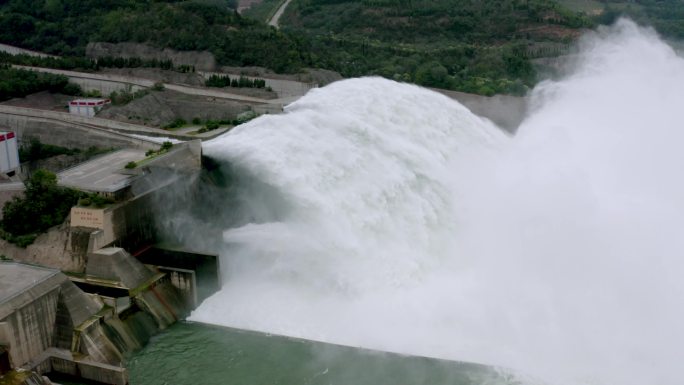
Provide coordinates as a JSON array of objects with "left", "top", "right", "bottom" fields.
[
  {"left": 0, "top": 263, "right": 59, "bottom": 305},
  {"left": 58, "top": 149, "right": 145, "bottom": 193}
]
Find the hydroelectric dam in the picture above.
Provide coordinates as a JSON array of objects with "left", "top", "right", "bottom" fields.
[
  {"left": 147, "top": 20, "right": 682, "bottom": 385},
  {"left": 2, "top": 19, "right": 683, "bottom": 385}
]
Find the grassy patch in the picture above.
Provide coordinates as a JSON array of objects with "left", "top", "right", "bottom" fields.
[{"left": 557, "top": 0, "right": 604, "bottom": 14}]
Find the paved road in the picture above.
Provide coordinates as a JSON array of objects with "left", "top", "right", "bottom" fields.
[
  {"left": 0, "top": 182, "right": 24, "bottom": 192},
  {"left": 0, "top": 263, "right": 58, "bottom": 305},
  {"left": 0, "top": 104, "right": 191, "bottom": 143},
  {"left": 268, "top": 0, "right": 293, "bottom": 28},
  {"left": 58, "top": 149, "right": 145, "bottom": 193},
  {"left": 14, "top": 65, "right": 283, "bottom": 105},
  {"left": 0, "top": 43, "right": 57, "bottom": 58}
]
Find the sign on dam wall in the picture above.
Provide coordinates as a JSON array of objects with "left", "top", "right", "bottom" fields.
[{"left": 71, "top": 207, "right": 106, "bottom": 229}]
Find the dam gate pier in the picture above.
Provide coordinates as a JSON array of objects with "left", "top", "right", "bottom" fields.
[{"left": 0, "top": 141, "right": 220, "bottom": 385}]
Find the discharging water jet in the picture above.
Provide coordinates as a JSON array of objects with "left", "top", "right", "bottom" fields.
[{"left": 158, "top": 19, "right": 684, "bottom": 385}]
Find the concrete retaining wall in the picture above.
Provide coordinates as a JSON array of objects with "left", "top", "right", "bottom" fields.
[
  {"left": 1, "top": 288, "right": 61, "bottom": 368},
  {"left": 0, "top": 224, "right": 86, "bottom": 273},
  {"left": 86, "top": 42, "right": 217, "bottom": 72},
  {"left": 199, "top": 70, "right": 316, "bottom": 98},
  {"left": 0, "top": 105, "right": 161, "bottom": 149},
  {"left": 13, "top": 65, "right": 149, "bottom": 95},
  {"left": 14, "top": 65, "right": 279, "bottom": 105},
  {"left": 432, "top": 88, "right": 528, "bottom": 132}
]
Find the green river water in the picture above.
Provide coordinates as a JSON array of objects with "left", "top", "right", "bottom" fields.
[{"left": 120, "top": 322, "right": 516, "bottom": 385}]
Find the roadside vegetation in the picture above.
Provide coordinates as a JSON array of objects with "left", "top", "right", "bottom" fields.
[
  {"left": 0, "top": 51, "right": 194, "bottom": 73},
  {"left": 19, "top": 138, "right": 113, "bottom": 163},
  {"left": 19, "top": 138, "right": 79, "bottom": 161},
  {"left": 77, "top": 193, "right": 115, "bottom": 208},
  {"left": 126, "top": 141, "right": 174, "bottom": 169},
  {"left": 205, "top": 74, "right": 268, "bottom": 89},
  {"left": 0, "top": 65, "right": 81, "bottom": 101},
  {"left": 0, "top": 170, "right": 82, "bottom": 247}
]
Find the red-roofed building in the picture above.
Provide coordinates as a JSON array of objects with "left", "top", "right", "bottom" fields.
[{"left": 68, "top": 98, "right": 111, "bottom": 118}]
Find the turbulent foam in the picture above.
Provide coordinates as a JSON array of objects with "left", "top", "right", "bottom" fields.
[{"left": 184, "top": 19, "right": 683, "bottom": 385}]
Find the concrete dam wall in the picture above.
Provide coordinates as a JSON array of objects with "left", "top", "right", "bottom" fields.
[{"left": 1, "top": 255, "right": 188, "bottom": 385}]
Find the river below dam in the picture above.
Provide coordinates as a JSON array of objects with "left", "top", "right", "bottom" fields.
[{"left": 122, "top": 322, "right": 512, "bottom": 385}]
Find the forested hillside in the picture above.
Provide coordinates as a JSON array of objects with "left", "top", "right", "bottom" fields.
[
  {"left": 2, "top": 0, "right": 682, "bottom": 96},
  {"left": 0, "top": 0, "right": 309, "bottom": 72},
  {"left": 278, "top": 0, "right": 592, "bottom": 94},
  {"left": 583, "top": 0, "right": 684, "bottom": 38}
]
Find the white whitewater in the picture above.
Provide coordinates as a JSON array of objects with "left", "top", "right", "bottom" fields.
[{"left": 187, "top": 20, "right": 683, "bottom": 385}]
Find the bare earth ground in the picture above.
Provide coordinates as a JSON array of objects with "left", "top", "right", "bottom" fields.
[
  {"left": 97, "top": 88, "right": 253, "bottom": 127},
  {"left": 99, "top": 68, "right": 279, "bottom": 99},
  {"left": 238, "top": 0, "right": 264, "bottom": 13},
  {"left": 0, "top": 91, "right": 71, "bottom": 111}
]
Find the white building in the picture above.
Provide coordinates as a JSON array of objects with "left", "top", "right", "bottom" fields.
[
  {"left": 0, "top": 131, "right": 19, "bottom": 174},
  {"left": 68, "top": 98, "right": 110, "bottom": 118}
]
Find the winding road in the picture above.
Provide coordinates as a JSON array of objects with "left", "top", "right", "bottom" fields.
[{"left": 268, "top": 0, "right": 293, "bottom": 28}]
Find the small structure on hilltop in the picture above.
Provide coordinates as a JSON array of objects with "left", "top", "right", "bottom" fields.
[
  {"left": 0, "top": 131, "right": 19, "bottom": 177},
  {"left": 68, "top": 98, "right": 111, "bottom": 118}
]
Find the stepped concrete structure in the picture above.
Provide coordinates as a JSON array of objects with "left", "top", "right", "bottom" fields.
[
  {"left": 0, "top": 262, "right": 125, "bottom": 384},
  {"left": 0, "top": 254, "right": 188, "bottom": 384},
  {"left": 1, "top": 132, "right": 219, "bottom": 384},
  {"left": 0, "top": 141, "right": 207, "bottom": 384}
]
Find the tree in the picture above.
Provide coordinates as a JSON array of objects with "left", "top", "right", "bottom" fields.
[{"left": 1, "top": 169, "right": 82, "bottom": 245}]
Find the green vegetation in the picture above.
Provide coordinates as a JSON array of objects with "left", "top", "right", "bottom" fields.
[
  {"left": 18, "top": 138, "right": 112, "bottom": 163},
  {"left": 197, "top": 111, "right": 258, "bottom": 133},
  {"left": 4, "top": 0, "right": 684, "bottom": 96},
  {"left": 0, "top": 51, "right": 194, "bottom": 74},
  {"left": 205, "top": 74, "right": 267, "bottom": 88},
  {"left": 162, "top": 118, "right": 187, "bottom": 130},
  {"left": 278, "top": 0, "right": 593, "bottom": 95},
  {"left": 78, "top": 193, "right": 115, "bottom": 208},
  {"left": 19, "top": 138, "right": 78, "bottom": 162},
  {"left": 125, "top": 161, "right": 137, "bottom": 169},
  {"left": 0, "top": 0, "right": 309, "bottom": 73},
  {"left": 0, "top": 0, "right": 585, "bottom": 95},
  {"left": 199, "top": 120, "right": 221, "bottom": 133},
  {"left": 0, "top": 65, "right": 81, "bottom": 101},
  {"left": 143, "top": 141, "right": 174, "bottom": 157},
  {"left": 243, "top": 0, "right": 287, "bottom": 22},
  {"left": 595, "top": 1, "right": 684, "bottom": 39},
  {"left": 108, "top": 86, "right": 149, "bottom": 106},
  {"left": 1, "top": 170, "right": 82, "bottom": 247}
]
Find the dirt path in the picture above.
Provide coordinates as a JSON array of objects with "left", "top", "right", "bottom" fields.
[
  {"left": 238, "top": 0, "right": 263, "bottom": 13},
  {"left": 268, "top": 0, "right": 292, "bottom": 28}
]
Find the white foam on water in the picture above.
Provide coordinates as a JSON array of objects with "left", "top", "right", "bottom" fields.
[{"left": 184, "top": 19, "right": 684, "bottom": 385}]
